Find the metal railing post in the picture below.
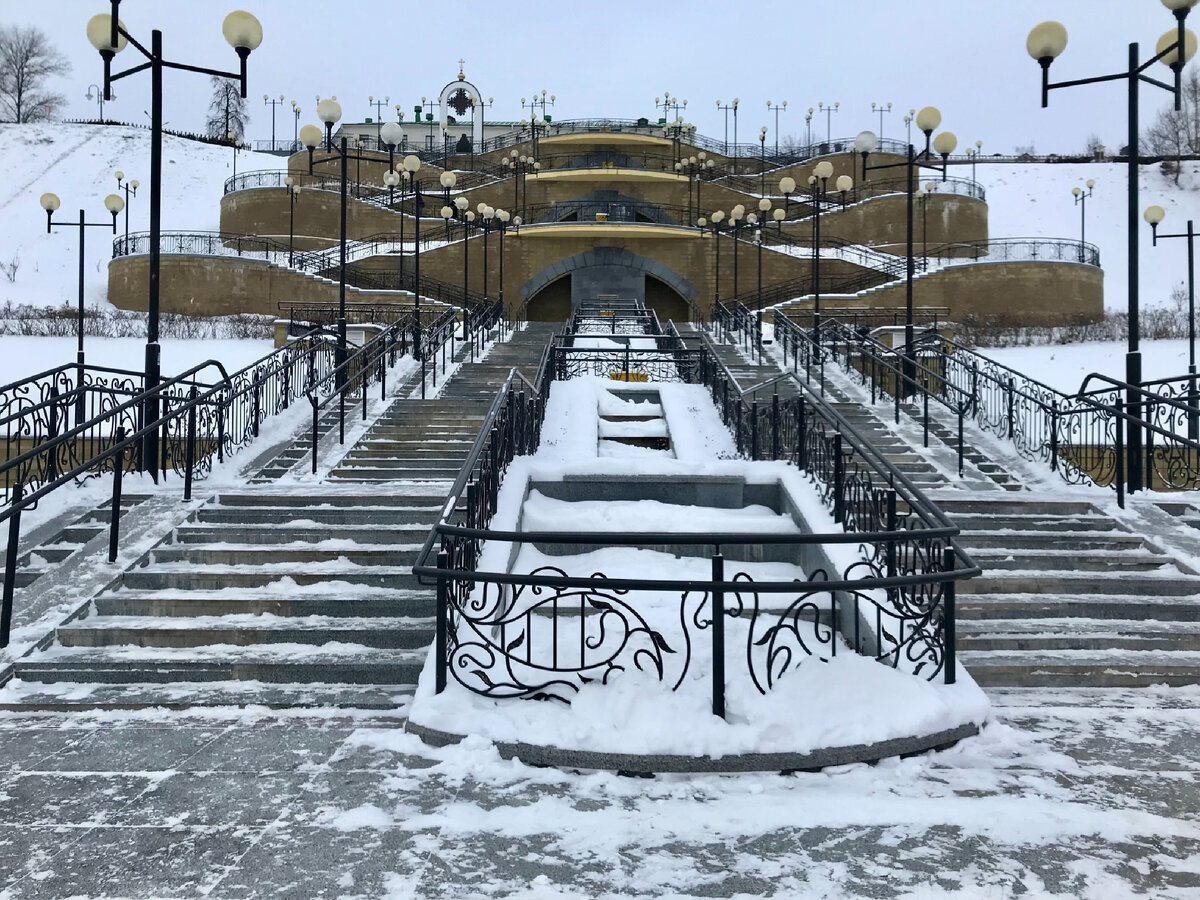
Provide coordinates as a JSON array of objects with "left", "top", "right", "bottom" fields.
[
  {"left": 771, "top": 392, "right": 780, "bottom": 460},
  {"left": 109, "top": 429, "right": 125, "bottom": 562},
  {"left": 943, "top": 546, "right": 956, "bottom": 685},
  {"left": 797, "top": 395, "right": 808, "bottom": 470},
  {"left": 252, "top": 371, "right": 261, "bottom": 438},
  {"left": 1049, "top": 400, "right": 1059, "bottom": 472},
  {"left": 711, "top": 552, "right": 725, "bottom": 719},
  {"left": 833, "top": 434, "right": 845, "bottom": 523},
  {"left": 1115, "top": 398, "right": 1126, "bottom": 509},
  {"left": 750, "top": 400, "right": 759, "bottom": 460},
  {"left": 1006, "top": 376, "right": 1015, "bottom": 439},
  {"left": 183, "top": 387, "right": 197, "bottom": 501},
  {"left": 1, "top": 483, "right": 23, "bottom": 647},
  {"left": 435, "top": 547, "right": 449, "bottom": 693}
]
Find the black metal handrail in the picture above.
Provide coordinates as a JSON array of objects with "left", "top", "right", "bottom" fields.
[
  {"left": 410, "top": 315, "right": 977, "bottom": 711},
  {"left": 911, "top": 237, "right": 1101, "bottom": 269}
]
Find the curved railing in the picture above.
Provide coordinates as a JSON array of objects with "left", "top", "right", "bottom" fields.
[
  {"left": 223, "top": 167, "right": 501, "bottom": 200},
  {"left": 918, "top": 237, "right": 1101, "bottom": 269},
  {"left": 410, "top": 314, "right": 977, "bottom": 709}
]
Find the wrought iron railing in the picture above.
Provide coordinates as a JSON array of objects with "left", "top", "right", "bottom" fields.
[
  {"left": 411, "top": 321, "right": 977, "bottom": 714},
  {"left": 916, "top": 237, "right": 1101, "bottom": 269},
  {"left": 777, "top": 312, "right": 1200, "bottom": 503}
]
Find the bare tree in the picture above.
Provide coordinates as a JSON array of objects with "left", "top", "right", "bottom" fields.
[
  {"left": 0, "top": 24, "right": 70, "bottom": 123},
  {"left": 1143, "top": 67, "right": 1200, "bottom": 184},
  {"left": 205, "top": 75, "right": 248, "bottom": 139}
]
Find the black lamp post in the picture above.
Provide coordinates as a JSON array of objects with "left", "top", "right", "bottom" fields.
[
  {"left": 114, "top": 170, "right": 137, "bottom": 242},
  {"left": 284, "top": 175, "right": 301, "bottom": 267},
  {"left": 263, "top": 94, "right": 284, "bottom": 150},
  {"left": 368, "top": 94, "right": 389, "bottom": 141},
  {"left": 816, "top": 101, "right": 839, "bottom": 144},
  {"left": 766, "top": 100, "right": 787, "bottom": 154},
  {"left": 716, "top": 99, "right": 738, "bottom": 155},
  {"left": 730, "top": 204, "right": 745, "bottom": 299},
  {"left": 1072, "top": 179, "right": 1096, "bottom": 258},
  {"left": 857, "top": 108, "right": 954, "bottom": 389},
  {"left": 228, "top": 132, "right": 244, "bottom": 178},
  {"left": 39, "top": 190, "right": 122, "bottom": 423},
  {"left": 1146, "top": 205, "right": 1198, "bottom": 438},
  {"left": 455, "top": 197, "right": 473, "bottom": 315},
  {"left": 402, "top": 154, "right": 425, "bottom": 314},
  {"left": 871, "top": 101, "right": 892, "bottom": 140},
  {"left": 807, "top": 162, "right": 854, "bottom": 346},
  {"left": 758, "top": 127, "right": 768, "bottom": 194},
  {"left": 708, "top": 211, "right": 726, "bottom": 305},
  {"left": 290, "top": 100, "right": 301, "bottom": 151},
  {"left": 479, "top": 203, "right": 494, "bottom": 303},
  {"left": 439, "top": 170, "right": 458, "bottom": 237},
  {"left": 1026, "top": 4, "right": 1197, "bottom": 493},
  {"left": 86, "top": 1, "right": 262, "bottom": 479},
  {"left": 495, "top": 208, "right": 512, "bottom": 309},
  {"left": 85, "top": 83, "right": 113, "bottom": 120}
]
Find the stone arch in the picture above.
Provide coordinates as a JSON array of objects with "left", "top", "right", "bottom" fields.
[
  {"left": 519, "top": 246, "right": 697, "bottom": 319},
  {"left": 438, "top": 76, "right": 484, "bottom": 150}
]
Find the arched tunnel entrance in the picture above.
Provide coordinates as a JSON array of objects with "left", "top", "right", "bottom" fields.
[{"left": 520, "top": 247, "right": 696, "bottom": 322}]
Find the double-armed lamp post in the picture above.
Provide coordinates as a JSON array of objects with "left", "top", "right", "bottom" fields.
[
  {"left": 807, "top": 162, "right": 854, "bottom": 343},
  {"left": 1072, "top": 179, "right": 1095, "bottom": 259},
  {"left": 85, "top": 0, "right": 262, "bottom": 477},
  {"left": 283, "top": 175, "right": 301, "bottom": 266},
  {"left": 855, "top": 106, "right": 957, "bottom": 388},
  {"left": 39, "top": 191, "right": 123, "bottom": 422},
  {"left": 1025, "top": 0, "right": 1197, "bottom": 493},
  {"left": 114, "top": 170, "right": 137, "bottom": 242},
  {"left": 1145, "top": 205, "right": 1198, "bottom": 439}
]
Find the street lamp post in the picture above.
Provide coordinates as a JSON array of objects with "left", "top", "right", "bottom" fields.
[
  {"left": 1026, "top": 4, "right": 1197, "bottom": 493},
  {"left": 290, "top": 100, "right": 301, "bottom": 150},
  {"left": 779, "top": 176, "right": 795, "bottom": 218},
  {"left": 495, "top": 208, "right": 511, "bottom": 309},
  {"left": 86, "top": 2, "right": 262, "bottom": 479},
  {"left": 39, "top": 191, "right": 122, "bottom": 424},
  {"left": 403, "top": 154, "right": 424, "bottom": 313},
  {"left": 817, "top": 101, "right": 839, "bottom": 144},
  {"left": 871, "top": 102, "right": 893, "bottom": 140},
  {"left": 368, "top": 94, "right": 389, "bottom": 143},
  {"left": 1072, "top": 179, "right": 1096, "bottom": 254},
  {"left": 709, "top": 210, "right": 726, "bottom": 305},
  {"left": 85, "top": 83, "right": 114, "bottom": 120},
  {"left": 804, "top": 108, "right": 813, "bottom": 147},
  {"left": 284, "top": 175, "right": 301, "bottom": 266},
  {"left": 1145, "top": 204, "right": 1198, "bottom": 438},
  {"left": 759, "top": 127, "right": 768, "bottom": 193},
  {"left": 455, "top": 196, "right": 472, "bottom": 315},
  {"left": 439, "top": 171, "right": 458, "bottom": 238},
  {"left": 479, "top": 203, "right": 494, "bottom": 302},
  {"left": 716, "top": 99, "right": 737, "bottom": 154},
  {"left": 766, "top": 100, "right": 787, "bottom": 154},
  {"left": 808, "top": 161, "right": 854, "bottom": 345},
  {"left": 114, "top": 170, "right": 138, "bottom": 241},
  {"left": 228, "top": 132, "right": 244, "bottom": 178},
  {"left": 730, "top": 204, "right": 745, "bottom": 299},
  {"left": 856, "top": 106, "right": 954, "bottom": 390},
  {"left": 263, "top": 94, "right": 284, "bottom": 150}
]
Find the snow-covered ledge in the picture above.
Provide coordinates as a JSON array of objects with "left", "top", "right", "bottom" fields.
[{"left": 406, "top": 379, "right": 990, "bottom": 772}]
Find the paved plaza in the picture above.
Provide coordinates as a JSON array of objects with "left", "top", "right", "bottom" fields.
[{"left": 1, "top": 687, "right": 1197, "bottom": 898}]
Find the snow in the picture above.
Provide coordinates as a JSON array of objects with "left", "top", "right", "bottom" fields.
[
  {"left": 0, "top": 123, "right": 280, "bottom": 312},
  {"left": 975, "top": 339, "right": 1192, "bottom": 395},
  {"left": 975, "top": 159, "right": 1200, "bottom": 313},
  {"left": 409, "top": 372, "right": 988, "bottom": 760},
  {"left": 0, "top": 336, "right": 273, "bottom": 385}
]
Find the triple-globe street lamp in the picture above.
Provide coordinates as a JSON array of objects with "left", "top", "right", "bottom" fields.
[
  {"left": 1025, "top": 0, "right": 1198, "bottom": 492},
  {"left": 1145, "top": 204, "right": 1199, "bottom": 438},
  {"left": 113, "top": 170, "right": 138, "bottom": 242},
  {"left": 85, "top": 2, "right": 263, "bottom": 476}
]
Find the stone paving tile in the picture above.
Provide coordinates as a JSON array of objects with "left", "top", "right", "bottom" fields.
[
  {"left": 26, "top": 724, "right": 229, "bottom": 773},
  {"left": 178, "top": 723, "right": 356, "bottom": 773},
  {"left": 207, "top": 824, "right": 438, "bottom": 899},
  {"left": 103, "top": 771, "right": 308, "bottom": 828},
  {"left": 0, "top": 824, "right": 259, "bottom": 899},
  {"left": 0, "top": 773, "right": 153, "bottom": 826},
  {"left": 0, "top": 726, "right": 89, "bottom": 773}
]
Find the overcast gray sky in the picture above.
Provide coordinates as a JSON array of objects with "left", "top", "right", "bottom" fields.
[{"left": 13, "top": 0, "right": 1192, "bottom": 155}]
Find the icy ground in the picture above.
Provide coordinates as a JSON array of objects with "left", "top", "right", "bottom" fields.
[{"left": 0, "top": 689, "right": 1197, "bottom": 899}]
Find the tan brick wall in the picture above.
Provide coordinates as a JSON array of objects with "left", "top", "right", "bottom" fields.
[{"left": 809, "top": 261, "right": 1103, "bottom": 327}]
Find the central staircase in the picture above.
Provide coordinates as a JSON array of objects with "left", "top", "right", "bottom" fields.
[{"left": 2, "top": 317, "right": 1199, "bottom": 709}]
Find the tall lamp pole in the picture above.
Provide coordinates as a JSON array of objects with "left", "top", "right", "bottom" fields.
[
  {"left": 290, "top": 100, "right": 302, "bottom": 150},
  {"left": 808, "top": 162, "right": 854, "bottom": 344},
  {"left": 1072, "top": 179, "right": 1096, "bottom": 260},
  {"left": 113, "top": 170, "right": 138, "bottom": 242},
  {"left": 857, "top": 107, "right": 955, "bottom": 390},
  {"left": 816, "top": 101, "right": 839, "bottom": 144},
  {"left": 766, "top": 100, "right": 787, "bottom": 154},
  {"left": 263, "top": 94, "right": 284, "bottom": 150},
  {"left": 85, "top": 83, "right": 114, "bottom": 120},
  {"left": 86, "top": 2, "right": 262, "bottom": 479},
  {"left": 716, "top": 99, "right": 737, "bottom": 154},
  {"left": 871, "top": 102, "right": 892, "bottom": 141},
  {"left": 1026, "top": 4, "right": 1197, "bottom": 493},
  {"left": 1146, "top": 204, "right": 1198, "bottom": 438},
  {"left": 758, "top": 127, "right": 768, "bottom": 193},
  {"left": 39, "top": 191, "right": 122, "bottom": 423},
  {"left": 284, "top": 175, "right": 301, "bottom": 266},
  {"left": 709, "top": 210, "right": 726, "bottom": 305}
]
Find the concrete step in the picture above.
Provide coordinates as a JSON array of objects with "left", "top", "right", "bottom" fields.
[
  {"left": 969, "top": 552, "right": 1178, "bottom": 574},
  {"left": 960, "top": 574, "right": 1200, "bottom": 596},
  {"left": 194, "top": 506, "right": 440, "bottom": 525},
  {"left": 95, "top": 589, "right": 435, "bottom": 618},
  {"left": 212, "top": 493, "right": 444, "bottom": 508},
  {"left": 956, "top": 595, "right": 1199, "bottom": 620},
  {"left": 957, "top": 618, "right": 1200, "bottom": 652},
  {"left": 328, "top": 469, "right": 460, "bottom": 482},
  {"left": 146, "top": 545, "right": 420, "bottom": 566},
  {"left": 956, "top": 532, "right": 1146, "bottom": 551},
  {"left": 0, "top": 680, "right": 416, "bottom": 711},
  {"left": 14, "top": 647, "right": 429, "bottom": 685},
  {"left": 959, "top": 651, "right": 1200, "bottom": 688},
  {"left": 173, "top": 525, "right": 431, "bottom": 545},
  {"left": 57, "top": 614, "right": 435, "bottom": 649},
  {"left": 335, "top": 456, "right": 465, "bottom": 470},
  {"left": 118, "top": 568, "right": 423, "bottom": 591}
]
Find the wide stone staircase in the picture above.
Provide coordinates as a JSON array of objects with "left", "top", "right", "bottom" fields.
[{"left": 0, "top": 321, "right": 559, "bottom": 710}]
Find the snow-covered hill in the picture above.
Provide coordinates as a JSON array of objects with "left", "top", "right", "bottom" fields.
[
  {"left": 973, "top": 158, "right": 1199, "bottom": 313},
  {"left": 0, "top": 123, "right": 279, "bottom": 311}
]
